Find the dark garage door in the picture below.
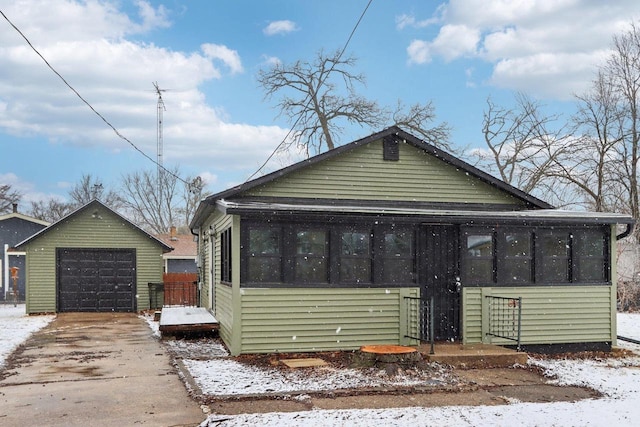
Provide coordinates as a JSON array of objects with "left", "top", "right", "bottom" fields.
[{"left": 57, "top": 248, "right": 136, "bottom": 312}]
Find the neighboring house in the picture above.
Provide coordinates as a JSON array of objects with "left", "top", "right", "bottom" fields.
[
  {"left": 154, "top": 227, "right": 197, "bottom": 273},
  {"left": 16, "top": 200, "right": 172, "bottom": 313},
  {"left": 189, "top": 126, "right": 634, "bottom": 356},
  {"left": 0, "top": 204, "right": 49, "bottom": 301}
]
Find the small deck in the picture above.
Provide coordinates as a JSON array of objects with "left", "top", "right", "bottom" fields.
[
  {"left": 158, "top": 306, "right": 219, "bottom": 335},
  {"left": 420, "top": 343, "right": 528, "bottom": 368}
]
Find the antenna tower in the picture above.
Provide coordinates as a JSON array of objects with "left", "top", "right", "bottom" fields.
[{"left": 153, "top": 81, "right": 166, "bottom": 207}]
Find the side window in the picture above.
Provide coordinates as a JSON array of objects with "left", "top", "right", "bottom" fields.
[
  {"left": 220, "top": 228, "right": 232, "bottom": 283},
  {"left": 247, "top": 227, "right": 282, "bottom": 283},
  {"left": 340, "top": 230, "right": 372, "bottom": 283},
  {"left": 574, "top": 229, "right": 608, "bottom": 282},
  {"left": 462, "top": 231, "right": 495, "bottom": 284},
  {"left": 295, "top": 229, "right": 328, "bottom": 283}
]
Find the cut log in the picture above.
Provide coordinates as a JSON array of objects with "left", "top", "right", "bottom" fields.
[
  {"left": 360, "top": 345, "right": 417, "bottom": 355},
  {"left": 352, "top": 345, "right": 422, "bottom": 369}
]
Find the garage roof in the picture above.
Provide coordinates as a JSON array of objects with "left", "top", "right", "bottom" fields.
[{"left": 16, "top": 199, "right": 173, "bottom": 252}]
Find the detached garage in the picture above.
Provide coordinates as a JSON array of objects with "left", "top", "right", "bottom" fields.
[{"left": 16, "top": 200, "right": 172, "bottom": 314}]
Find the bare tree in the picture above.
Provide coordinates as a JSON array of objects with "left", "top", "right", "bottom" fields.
[
  {"left": 177, "top": 176, "right": 209, "bottom": 230},
  {"left": 258, "top": 49, "right": 451, "bottom": 157},
  {"left": 558, "top": 71, "right": 625, "bottom": 212},
  {"left": 0, "top": 184, "right": 21, "bottom": 213},
  {"left": 473, "top": 93, "right": 569, "bottom": 200},
  {"left": 68, "top": 174, "right": 122, "bottom": 209},
  {"left": 29, "top": 199, "right": 74, "bottom": 223},
  {"left": 119, "top": 167, "right": 190, "bottom": 234},
  {"left": 604, "top": 22, "right": 640, "bottom": 224},
  {"left": 391, "top": 100, "right": 455, "bottom": 153},
  {"left": 258, "top": 49, "right": 385, "bottom": 155}
]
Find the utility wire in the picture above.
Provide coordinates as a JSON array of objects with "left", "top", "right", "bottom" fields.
[
  {"left": 245, "top": 0, "right": 374, "bottom": 182},
  {"left": 0, "top": 8, "right": 191, "bottom": 187}
]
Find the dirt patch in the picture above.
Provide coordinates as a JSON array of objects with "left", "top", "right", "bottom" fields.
[{"left": 490, "top": 384, "right": 600, "bottom": 403}]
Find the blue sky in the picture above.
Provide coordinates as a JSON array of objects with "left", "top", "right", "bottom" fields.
[{"left": 1, "top": 0, "right": 640, "bottom": 206}]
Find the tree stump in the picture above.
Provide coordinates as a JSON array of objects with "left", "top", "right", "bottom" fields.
[{"left": 351, "top": 345, "right": 422, "bottom": 373}]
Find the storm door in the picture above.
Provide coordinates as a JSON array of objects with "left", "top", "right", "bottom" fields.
[{"left": 421, "top": 225, "right": 460, "bottom": 341}]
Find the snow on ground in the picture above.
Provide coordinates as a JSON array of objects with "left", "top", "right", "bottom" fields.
[
  {"left": 0, "top": 304, "right": 54, "bottom": 368},
  {"left": 194, "top": 313, "right": 640, "bottom": 427},
  {"left": 3, "top": 308, "right": 640, "bottom": 426},
  {"left": 184, "top": 358, "right": 453, "bottom": 396}
]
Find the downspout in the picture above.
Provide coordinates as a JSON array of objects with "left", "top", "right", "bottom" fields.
[{"left": 616, "top": 223, "right": 635, "bottom": 241}]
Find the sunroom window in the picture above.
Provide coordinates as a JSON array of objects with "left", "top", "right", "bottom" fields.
[
  {"left": 381, "top": 230, "right": 415, "bottom": 283},
  {"left": 539, "top": 232, "right": 571, "bottom": 283},
  {"left": 339, "top": 230, "right": 372, "bottom": 283},
  {"left": 463, "top": 232, "right": 495, "bottom": 284},
  {"left": 295, "top": 229, "right": 328, "bottom": 283},
  {"left": 247, "top": 227, "right": 282, "bottom": 283},
  {"left": 501, "top": 231, "right": 534, "bottom": 284},
  {"left": 574, "top": 229, "right": 608, "bottom": 282}
]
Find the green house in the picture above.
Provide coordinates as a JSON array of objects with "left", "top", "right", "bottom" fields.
[
  {"left": 17, "top": 200, "right": 172, "bottom": 314},
  {"left": 190, "top": 127, "right": 634, "bottom": 356}
]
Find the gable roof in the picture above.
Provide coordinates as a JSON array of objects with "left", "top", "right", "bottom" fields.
[
  {"left": 0, "top": 211, "right": 50, "bottom": 227},
  {"left": 16, "top": 199, "right": 173, "bottom": 252},
  {"left": 191, "top": 126, "right": 553, "bottom": 228},
  {"left": 154, "top": 233, "right": 197, "bottom": 258}
]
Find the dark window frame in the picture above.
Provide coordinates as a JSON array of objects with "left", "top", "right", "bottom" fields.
[
  {"left": 498, "top": 229, "right": 534, "bottom": 285},
  {"left": 220, "top": 227, "right": 232, "bottom": 284},
  {"left": 240, "top": 220, "right": 418, "bottom": 287},
  {"left": 461, "top": 227, "right": 496, "bottom": 286},
  {"left": 462, "top": 225, "right": 610, "bottom": 287},
  {"left": 293, "top": 227, "right": 329, "bottom": 284},
  {"left": 337, "top": 226, "right": 374, "bottom": 285},
  {"left": 376, "top": 227, "right": 417, "bottom": 284},
  {"left": 573, "top": 228, "right": 610, "bottom": 283},
  {"left": 245, "top": 225, "right": 283, "bottom": 284},
  {"left": 535, "top": 230, "right": 572, "bottom": 284}
]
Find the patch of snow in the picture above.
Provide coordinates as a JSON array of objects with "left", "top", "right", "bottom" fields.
[
  {"left": 185, "top": 358, "right": 452, "bottom": 396},
  {"left": 0, "top": 304, "right": 54, "bottom": 368},
  {"left": 196, "top": 312, "right": 640, "bottom": 426},
  {"left": 3, "top": 306, "right": 639, "bottom": 426}
]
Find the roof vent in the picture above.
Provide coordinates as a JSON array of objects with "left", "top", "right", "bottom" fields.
[{"left": 383, "top": 135, "right": 400, "bottom": 161}]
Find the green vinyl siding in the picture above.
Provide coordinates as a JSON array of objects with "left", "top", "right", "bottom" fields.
[
  {"left": 198, "top": 212, "right": 236, "bottom": 352},
  {"left": 216, "top": 282, "right": 233, "bottom": 346},
  {"left": 461, "top": 287, "right": 483, "bottom": 343},
  {"left": 236, "top": 287, "right": 419, "bottom": 355},
  {"left": 244, "top": 140, "right": 523, "bottom": 206},
  {"left": 22, "top": 205, "right": 164, "bottom": 313},
  {"left": 462, "top": 286, "right": 614, "bottom": 345}
]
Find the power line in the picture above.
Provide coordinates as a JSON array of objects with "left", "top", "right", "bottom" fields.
[
  {"left": 0, "top": 8, "right": 191, "bottom": 187},
  {"left": 245, "top": 0, "right": 374, "bottom": 182}
]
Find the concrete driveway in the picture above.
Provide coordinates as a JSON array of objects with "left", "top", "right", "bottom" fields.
[{"left": 0, "top": 312, "right": 206, "bottom": 426}]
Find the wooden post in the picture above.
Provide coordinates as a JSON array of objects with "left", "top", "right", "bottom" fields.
[{"left": 10, "top": 266, "right": 19, "bottom": 307}]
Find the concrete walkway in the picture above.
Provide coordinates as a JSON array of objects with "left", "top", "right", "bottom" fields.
[{"left": 0, "top": 313, "right": 206, "bottom": 426}]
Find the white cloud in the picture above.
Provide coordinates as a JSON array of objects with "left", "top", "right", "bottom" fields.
[
  {"left": 405, "top": 0, "right": 640, "bottom": 99},
  {"left": 395, "top": 13, "right": 439, "bottom": 30},
  {"left": 261, "top": 55, "right": 282, "bottom": 67},
  {"left": 134, "top": 0, "right": 171, "bottom": 32},
  {"left": 407, "top": 40, "right": 431, "bottom": 65},
  {"left": 201, "top": 43, "right": 244, "bottom": 75},
  {"left": 263, "top": 20, "right": 298, "bottom": 36},
  {"left": 0, "top": 0, "right": 288, "bottom": 203}
]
